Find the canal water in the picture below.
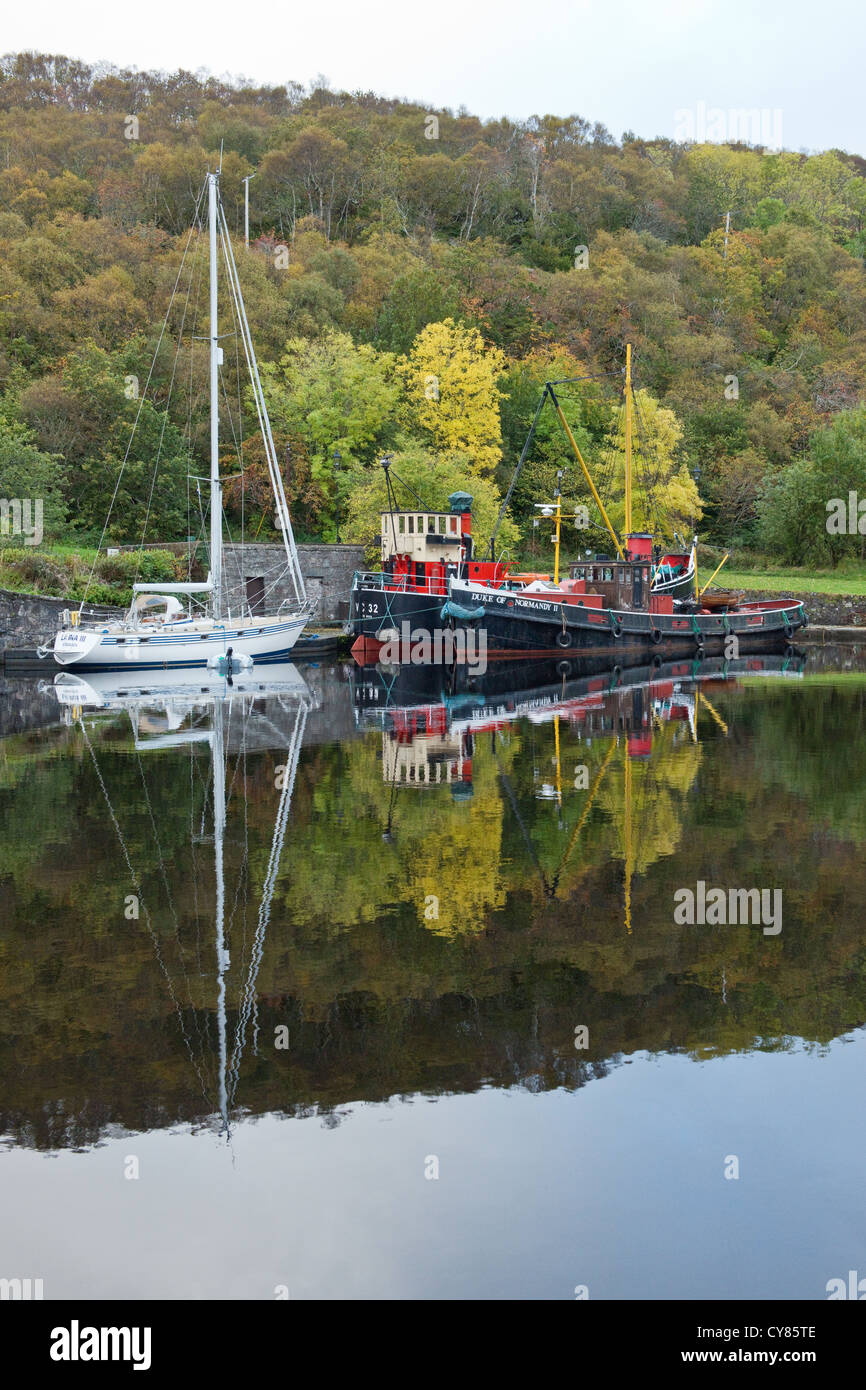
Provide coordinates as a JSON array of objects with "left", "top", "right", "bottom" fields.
[{"left": 1, "top": 647, "right": 864, "bottom": 1300}]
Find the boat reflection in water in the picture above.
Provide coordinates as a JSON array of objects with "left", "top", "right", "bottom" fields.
[
  {"left": 353, "top": 649, "right": 807, "bottom": 923},
  {"left": 17, "top": 645, "right": 814, "bottom": 1144},
  {"left": 7, "top": 643, "right": 866, "bottom": 1303},
  {"left": 43, "top": 663, "right": 315, "bottom": 1139}
]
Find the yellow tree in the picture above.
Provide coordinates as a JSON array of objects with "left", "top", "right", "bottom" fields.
[
  {"left": 602, "top": 389, "right": 703, "bottom": 542},
  {"left": 399, "top": 318, "right": 506, "bottom": 476}
]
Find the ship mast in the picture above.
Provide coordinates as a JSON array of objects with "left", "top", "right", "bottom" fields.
[
  {"left": 548, "top": 387, "right": 625, "bottom": 561},
  {"left": 208, "top": 173, "right": 223, "bottom": 622},
  {"left": 623, "top": 742, "right": 633, "bottom": 935}
]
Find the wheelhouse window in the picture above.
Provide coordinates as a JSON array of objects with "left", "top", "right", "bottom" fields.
[
  {"left": 398, "top": 515, "right": 405, "bottom": 533},
  {"left": 623, "top": 567, "right": 632, "bottom": 582},
  {"left": 407, "top": 515, "right": 414, "bottom": 533},
  {"left": 603, "top": 567, "right": 613, "bottom": 581}
]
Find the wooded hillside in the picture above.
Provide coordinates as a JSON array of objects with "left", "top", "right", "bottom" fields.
[{"left": 1, "top": 51, "right": 865, "bottom": 565}]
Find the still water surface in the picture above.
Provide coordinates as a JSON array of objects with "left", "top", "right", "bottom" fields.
[{"left": 1, "top": 649, "right": 864, "bottom": 1299}]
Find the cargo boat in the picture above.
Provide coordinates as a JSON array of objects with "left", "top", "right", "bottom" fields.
[{"left": 446, "top": 530, "right": 807, "bottom": 658}]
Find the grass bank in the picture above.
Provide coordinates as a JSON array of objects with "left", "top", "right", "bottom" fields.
[{"left": 0, "top": 545, "right": 185, "bottom": 606}]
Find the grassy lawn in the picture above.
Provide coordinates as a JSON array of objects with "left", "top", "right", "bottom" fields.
[{"left": 717, "top": 569, "right": 866, "bottom": 596}]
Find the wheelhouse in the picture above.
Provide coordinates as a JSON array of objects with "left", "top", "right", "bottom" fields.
[
  {"left": 378, "top": 492, "right": 508, "bottom": 594},
  {"left": 567, "top": 534, "right": 669, "bottom": 613}
]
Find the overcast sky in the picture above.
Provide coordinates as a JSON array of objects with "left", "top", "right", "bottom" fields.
[{"left": 4, "top": 0, "right": 864, "bottom": 155}]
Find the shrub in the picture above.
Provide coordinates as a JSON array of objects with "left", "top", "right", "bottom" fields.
[
  {"left": 0, "top": 546, "right": 68, "bottom": 592},
  {"left": 95, "top": 548, "right": 180, "bottom": 584}
]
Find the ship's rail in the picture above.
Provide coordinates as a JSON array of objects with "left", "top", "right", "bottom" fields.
[{"left": 352, "top": 570, "right": 448, "bottom": 596}]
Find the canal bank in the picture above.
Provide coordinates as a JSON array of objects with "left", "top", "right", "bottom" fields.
[
  {"left": 0, "top": 541, "right": 362, "bottom": 667},
  {"left": 1, "top": 583, "right": 865, "bottom": 668}
]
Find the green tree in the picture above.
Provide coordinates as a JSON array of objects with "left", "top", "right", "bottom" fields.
[
  {"left": 374, "top": 265, "right": 460, "bottom": 355},
  {"left": 0, "top": 414, "right": 66, "bottom": 542},
  {"left": 758, "top": 406, "right": 866, "bottom": 564},
  {"left": 602, "top": 390, "right": 702, "bottom": 542},
  {"left": 343, "top": 440, "right": 518, "bottom": 561}
]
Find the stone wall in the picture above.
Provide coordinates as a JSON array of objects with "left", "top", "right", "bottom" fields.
[
  {"left": 0, "top": 545, "right": 364, "bottom": 649},
  {"left": 0, "top": 590, "right": 123, "bottom": 651},
  {"left": 0, "top": 675, "right": 69, "bottom": 736},
  {"left": 223, "top": 543, "right": 365, "bottom": 623}
]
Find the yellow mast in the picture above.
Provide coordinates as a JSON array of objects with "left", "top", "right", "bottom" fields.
[
  {"left": 547, "top": 734, "right": 616, "bottom": 899},
  {"left": 625, "top": 343, "right": 632, "bottom": 539},
  {"left": 553, "top": 491, "right": 562, "bottom": 583},
  {"left": 698, "top": 690, "right": 729, "bottom": 737},
  {"left": 624, "top": 743, "right": 633, "bottom": 935},
  {"left": 549, "top": 392, "right": 625, "bottom": 561}
]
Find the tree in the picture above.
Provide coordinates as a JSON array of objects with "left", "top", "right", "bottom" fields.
[
  {"left": 262, "top": 330, "right": 401, "bottom": 466},
  {"left": 758, "top": 406, "right": 866, "bottom": 565},
  {"left": 398, "top": 319, "right": 506, "bottom": 476},
  {"left": 497, "top": 350, "right": 605, "bottom": 540},
  {"left": 343, "top": 441, "right": 518, "bottom": 561},
  {"left": 0, "top": 414, "right": 66, "bottom": 541},
  {"left": 20, "top": 344, "right": 191, "bottom": 541},
  {"left": 374, "top": 265, "right": 459, "bottom": 355},
  {"left": 256, "top": 331, "right": 402, "bottom": 540},
  {"left": 602, "top": 390, "right": 703, "bottom": 542},
  {"left": 756, "top": 457, "right": 827, "bottom": 565}
]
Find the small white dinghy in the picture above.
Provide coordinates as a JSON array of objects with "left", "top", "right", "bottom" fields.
[{"left": 207, "top": 647, "right": 254, "bottom": 675}]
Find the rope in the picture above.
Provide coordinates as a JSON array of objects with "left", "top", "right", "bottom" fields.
[{"left": 133, "top": 202, "right": 202, "bottom": 589}]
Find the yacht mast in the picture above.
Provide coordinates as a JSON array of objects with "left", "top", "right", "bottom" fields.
[
  {"left": 209, "top": 173, "right": 223, "bottom": 622},
  {"left": 212, "top": 696, "right": 229, "bottom": 1135}
]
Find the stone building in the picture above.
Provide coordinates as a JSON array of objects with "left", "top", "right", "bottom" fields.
[{"left": 222, "top": 543, "right": 365, "bottom": 623}]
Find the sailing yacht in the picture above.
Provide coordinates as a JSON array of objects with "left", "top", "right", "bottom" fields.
[{"left": 42, "top": 172, "right": 311, "bottom": 671}]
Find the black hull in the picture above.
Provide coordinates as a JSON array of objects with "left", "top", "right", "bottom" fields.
[
  {"left": 350, "top": 582, "right": 446, "bottom": 637},
  {"left": 448, "top": 583, "right": 808, "bottom": 658}
]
